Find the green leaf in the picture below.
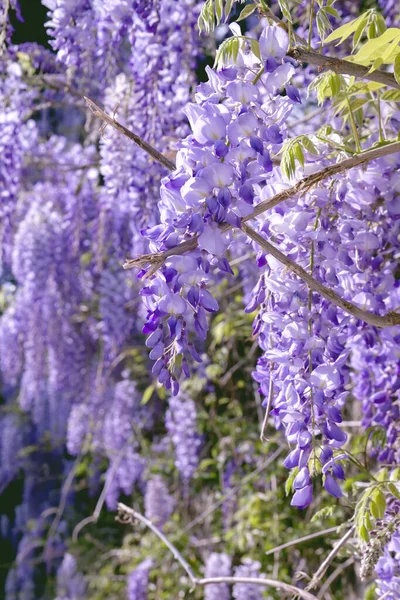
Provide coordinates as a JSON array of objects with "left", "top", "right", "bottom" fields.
[
  {"left": 324, "top": 11, "right": 371, "bottom": 45},
  {"left": 237, "top": 3, "right": 257, "bottom": 22},
  {"left": 350, "top": 28, "right": 400, "bottom": 66},
  {"left": 371, "top": 488, "right": 386, "bottom": 519},
  {"left": 141, "top": 384, "right": 154, "bottom": 405},
  {"left": 215, "top": 0, "right": 223, "bottom": 23},
  {"left": 278, "top": 0, "right": 292, "bottom": 23},
  {"left": 364, "top": 511, "right": 373, "bottom": 531},
  {"left": 394, "top": 54, "right": 400, "bottom": 86},
  {"left": 387, "top": 482, "right": 400, "bottom": 501},
  {"left": 311, "top": 506, "right": 335, "bottom": 522},
  {"left": 285, "top": 468, "right": 298, "bottom": 496},
  {"left": 369, "top": 499, "right": 380, "bottom": 519},
  {"left": 359, "top": 523, "right": 369, "bottom": 542},
  {"left": 324, "top": 5, "right": 340, "bottom": 19},
  {"left": 381, "top": 89, "right": 400, "bottom": 101},
  {"left": 224, "top": 0, "right": 234, "bottom": 20}
]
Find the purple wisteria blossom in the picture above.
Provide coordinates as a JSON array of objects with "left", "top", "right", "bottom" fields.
[
  {"left": 165, "top": 394, "right": 202, "bottom": 486},
  {"left": 139, "top": 24, "right": 300, "bottom": 389},
  {"left": 204, "top": 552, "right": 232, "bottom": 600},
  {"left": 55, "top": 553, "right": 86, "bottom": 600},
  {"left": 144, "top": 476, "right": 174, "bottom": 527},
  {"left": 232, "top": 558, "right": 264, "bottom": 600},
  {"left": 127, "top": 559, "right": 153, "bottom": 600}
]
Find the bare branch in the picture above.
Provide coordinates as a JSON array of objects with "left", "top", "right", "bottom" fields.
[
  {"left": 197, "top": 576, "right": 319, "bottom": 599},
  {"left": 306, "top": 526, "right": 355, "bottom": 591},
  {"left": 117, "top": 502, "right": 319, "bottom": 600},
  {"left": 84, "top": 96, "right": 176, "bottom": 171},
  {"left": 265, "top": 526, "right": 342, "bottom": 556},
  {"left": 288, "top": 47, "right": 400, "bottom": 91},
  {"left": 241, "top": 222, "right": 400, "bottom": 328},
  {"left": 117, "top": 503, "right": 197, "bottom": 584},
  {"left": 317, "top": 557, "right": 354, "bottom": 599}
]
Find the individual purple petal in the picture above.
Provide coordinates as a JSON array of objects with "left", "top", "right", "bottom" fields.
[
  {"left": 259, "top": 25, "right": 289, "bottom": 60},
  {"left": 158, "top": 293, "right": 187, "bottom": 316},
  {"left": 199, "top": 288, "right": 219, "bottom": 312},
  {"left": 290, "top": 484, "right": 313, "bottom": 509},
  {"left": 324, "top": 473, "right": 343, "bottom": 498},
  {"left": 293, "top": 467, "right": 310, "bottom": 490},
  {"left": 198, "top": 223, "right": 228, "bottom": 256},
  {"left": 286, "top": 84, "right": 301, "bottom": 103}
]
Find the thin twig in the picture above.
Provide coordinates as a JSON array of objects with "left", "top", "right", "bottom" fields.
[
  {"left": 306, "top": 526, "right": 355, "bottom": 591},
  {"left": 117, "top": 503, "right": 197, "bottom": 583},
  {"left": 241, "top": 222, "right": 400, "bottom": 328},
  {"left": 317, "top": 556, "right": 354, "bottom": 599},
  {"left": 72, "top": 441, "right": 131, "bottom": 541},
  {"left": 24, "top": 74, "right": 83, "bottom": 99},
  {"left": 48, "top": 456, "right": 80, "bottom": 540},
  {"left": 197, "top": 576, "right": 319, "bottom": 598},
  {"left": 84, "top": 96, "right": 176, "bottom": 171},
  {"left": 288, "top": 47, "right": 400, "bottom": 91},
  {"left": 265, "top": 526, "right": 341, "bottom": 556},
  {"left": 117, "top": 503, "right": 319, "bottom": 600}
]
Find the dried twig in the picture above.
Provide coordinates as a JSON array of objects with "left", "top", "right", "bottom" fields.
[
  {"left": 84, "top": 96, "right": 176, "bottom": 171},
  {"left": 117, "top": 502, "right": 319, "bottom": 600},
  {"left": 288, "top": 47, "right": 400, "bottom": 91},
  {"left": 317, "top": 556, "right": 355, "bottom": 599},
  {"left": 306, "top": 526, "right": 355, "bottom": 591},
  {"left": 265, "top": 526, "right": 342, "bottom": 556}
]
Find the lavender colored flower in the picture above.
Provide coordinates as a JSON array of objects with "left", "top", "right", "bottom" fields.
[
  {"left": 232, "top": 558, "right": 264, "bottom": 600},
  {"left": 165, "top": 394, "right": 202, "bottom": 485},
  {"left": 204, "top": 552, "right": 232, "bottom": 600},
  {"left": 55, "top": 553, "right": 86, "bottom": 600},
  {"left": 127, "top": 559, "right": 153, "bottom": 600},
  {"left": 144, "top": 476, "right": 174, "bottom": 527}
]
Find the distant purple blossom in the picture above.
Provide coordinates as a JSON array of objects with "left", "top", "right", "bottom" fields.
[
  {"left": 233, "top": 558, "right": 264, "bottom": 600},
  {"left": 55, "top": 553, "right": 86, "bottom": 600},
  {"left": 144, "top": 476, "right": 174, "bottom": 527},
  {"left": 204, "top": 552, "right": 232, "bottom": 600},
  {"left": 165, "top": 394, "right": 202, "bottom": 485},
  {"left": 127, "top": 559, "right": 153, "bottom": 600}
]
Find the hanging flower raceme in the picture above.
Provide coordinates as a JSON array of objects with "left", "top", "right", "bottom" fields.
[{"left": 139, "top": 24, "right": 301, "bottom": 392}]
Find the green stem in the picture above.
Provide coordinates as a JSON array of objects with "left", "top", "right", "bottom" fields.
[
  {"left": 252, "top": 66, "right": 265, "bottom": 85},
  {"left": 377, "top": 89, "right": 385, "bottom": 143},
  {"left": 345, "top": 92, "right": 362, "bottom": 153},
  {"left": 345, "top": 450, "right": 377, "bottom": 482},
  {"left": 308, "top": 0, "right": 315, "bottom": 50}
]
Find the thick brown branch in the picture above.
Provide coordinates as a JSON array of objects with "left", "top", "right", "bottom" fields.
[
  {"left": 84, "top": 96, "right": 176, "bottom": 171},
  {"left": 244, "top": 141, "right": 400, "bottom": 221},
  {"left": 241, "top": 223, "right": 400, "bottom": 328},
  {"left": 117, "top": 503, "right": 319, "bottom": 600},
  {"left": 124, "top": 141, "right": 400, "bottom": 273},
  {"left": 288, "top": 47, "right": 400, "bottom": 90},
  {"left": 123, "top": 142, "right": 400, "bottom": 328}
]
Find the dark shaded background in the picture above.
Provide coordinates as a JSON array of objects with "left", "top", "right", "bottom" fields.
[{"left": 10, "top": 0, "right": 50, "bottom": 48}]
